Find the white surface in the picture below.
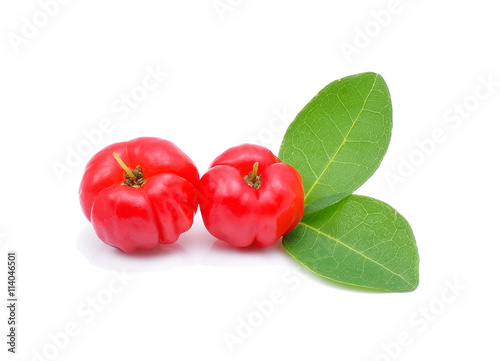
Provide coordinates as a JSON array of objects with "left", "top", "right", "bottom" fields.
[{"left": 1, "top": 1, "right": 499, "bottom": 360}]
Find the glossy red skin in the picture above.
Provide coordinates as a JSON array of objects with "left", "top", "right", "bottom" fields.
[
  {"left": 79, "top": 137, "right": 199, "bottom": 253},
  {"left": 199, "top": 144, "right": 304, "bottom": 247}
]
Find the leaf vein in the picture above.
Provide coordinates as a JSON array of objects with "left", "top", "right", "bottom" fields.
[
  {"left": 299, "top": 221, "right": 415, "bottom": 288},
  {"left": 303, "top": 74, "right": 380, "bottom": 202}
]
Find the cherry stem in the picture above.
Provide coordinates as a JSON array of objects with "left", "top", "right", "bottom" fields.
[
  {"left": 250, "top": 162, "right": 259, "bottom": 182},
  {"left": 113, "top": 152, "right": 137, "bottom": 182}
]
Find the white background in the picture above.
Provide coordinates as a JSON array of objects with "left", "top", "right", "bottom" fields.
[{"left": 1, "top": 0, "right": 499, "bottom": 360}]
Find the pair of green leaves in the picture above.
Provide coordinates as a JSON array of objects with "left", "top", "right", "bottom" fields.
[{"left": 279, "top": 73, "right": 419, "bottom": 292}]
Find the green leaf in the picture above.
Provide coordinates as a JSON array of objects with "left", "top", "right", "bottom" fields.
[
  {"left": 279, "top": 72, "right": 392, "bottom": 214},
  {"left": 282, "top": 195, "right": 419, "bottom": 292}
]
